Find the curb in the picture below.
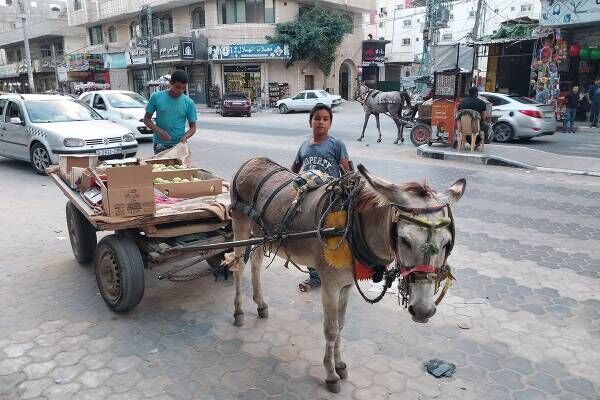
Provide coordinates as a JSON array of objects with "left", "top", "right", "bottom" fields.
[{"left": 416, "top": 145, "right": 600, "bottom": 177}]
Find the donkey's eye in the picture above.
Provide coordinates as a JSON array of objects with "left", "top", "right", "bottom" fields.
[{"left": 400, "top": 237, "right": 412, "bottom": 248}]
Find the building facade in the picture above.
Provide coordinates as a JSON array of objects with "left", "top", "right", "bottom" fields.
[
  {"left": 0, "top": 0, "right": 86, "bottom": 93},
  {"left": 65, "top": 0, "right": 375, "bottom": 103},
  {"left": 369, "top": 0, "right": 542, "bottom": 83}
]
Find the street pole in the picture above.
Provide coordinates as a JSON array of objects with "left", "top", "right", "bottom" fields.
[
  {"left": 471, "top": 0, "right": 484, "bottom": 77},
  {"left": 145, "top": 5, "right": 156, "bottom": 81},
  {"left": 51, "top": 43, "right": 59, "bottom": 91},
  {"left": 18, "top": 0, "right": 35, "bottom": 93}
]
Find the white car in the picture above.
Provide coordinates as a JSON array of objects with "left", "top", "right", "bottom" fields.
[
  {"left": 479, "top": 92, "right": 556, "bottom": 142},
  {"left": 276, "top": 90, "right": 343, "bottom": 114},
  {"left": 79, "top": 90, "right": 153, "bottom": 140},
  {"left": 0, "top": 94, "right": 137, "bottom": 174}
]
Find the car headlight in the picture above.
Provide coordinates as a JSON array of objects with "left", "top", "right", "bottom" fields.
[
  {"left": 122, "top": 133, "right": 135, "bottom": 142},
  {"left": 120, "top": 113, "right": 135, "bottom": 120},
  {"left": 63, "top": 138, "right": 85, "bottom": 147}
]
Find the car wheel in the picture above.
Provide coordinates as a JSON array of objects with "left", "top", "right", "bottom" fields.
[
  {"left": 30, "top": 142, "right": 51, "bottom": 175},
  {"left": 493, "top": 122, "right": 514, "bottom": 143},
  {"left": 279, "top": 104, "right": 289, "bottom": 114}
]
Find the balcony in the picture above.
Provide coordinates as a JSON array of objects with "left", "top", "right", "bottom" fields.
[
  {"left": 299, "top": 0, "right": 376, "bottom": 12},
  {"left": 0, "top": 12, "right": 83, "bottom": 47}
]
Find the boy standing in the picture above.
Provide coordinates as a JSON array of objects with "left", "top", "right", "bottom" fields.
[{"left": 291, "top": 104, "right": 350, "bottom": 291}]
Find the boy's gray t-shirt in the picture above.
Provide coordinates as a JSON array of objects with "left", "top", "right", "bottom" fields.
[{"left": 294, "top": 136, "right": 349, "bottom": 178}]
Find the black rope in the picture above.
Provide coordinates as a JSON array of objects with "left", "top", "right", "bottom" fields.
[{"left": 353, "top": 263, "right": 398, "bottom": 304}]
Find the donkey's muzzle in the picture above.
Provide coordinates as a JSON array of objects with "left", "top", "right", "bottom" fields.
[{"left": 408, "top": 304, "right": 436, "bottom": 323}]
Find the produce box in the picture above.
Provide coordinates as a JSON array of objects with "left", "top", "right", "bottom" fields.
[
  {"left": 154, "top": 169, "right": 223, "bottom": 198},
  {"left": 95, "top": 164, "right": 155, "bottom": 217},
  {"left": 59, "top": 155, "right": 98, "bottom": 189},
  {"left": 144, "top": 158, "right": 182, "bottom": 168}
]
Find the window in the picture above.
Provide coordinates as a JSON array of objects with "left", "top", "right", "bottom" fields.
[
  {"left": 483, "top": 95, "right": 509, "bottom": 106},
  {"left": 520, "top": 4, "right": 531, "bottom": 12},
  {"left": 93, "top": 94, "right": 106, "bottom": 109},
  {"left": 160, "top": 14, "right": 173, "bottom": 34},
  {"left": 469, "top": 10, "right": 474, "bottom": 17},
  {"left": 129, "top": 21, "right": 140, "bottom": 39},
  {"left": 292, "top": 92, "right": 305, "bottom": 100},
  {"left": 218, "top": 0, "right": 275, "bottom": 24},
  {"left": 107, "top": 26, "right": 117, "bottom": 43},
  {"left": 449, "top": 13, "right": 454, "bottom": 20},
  {"left": 405, "top": 70, "right": 410, "bottom": 77},
  {"left": 5, "top": 0, "right": 12, "bottom": 5},
  {"left": 442, "top": 33, "right": 452, "bottom": 41},
  {"left": 511, "top": 6, "right": 515, "bottom": 11},
  {"left": 6, "top": 102, "right": 23, "bottom": 123},
  {"left": 73, "top": 0, "right": 81, "bottom": 11},
  {"left": 80, "top": 93, "right": 92, "bottom": 105},
  {"left": 89, "top": 25, "right": 103, "bottom": 45},
  {"left": 395, "top": 4, "right": 403, "bottom": 10},
  {"left": 40, "top": 45, "right": 51, "bottom": 57},
  {"left": 494, "top": 8, "right": 499, "bottom": 13},
  {"left": 402, "top": 38, "right": 411, "bottom": 46},
  {"left": 416, "top": 37, "right": 419, "bottom": 42},
  {"left": 378, "top": 22, "right": 384, "bottom": 28},
  {"left": 416, "top": 18, "right": 420, "bottom": 23},
  {"left": 403, "top": 19, "right": 411, "bottom": 26},
  {"left": 191, "top": 4, "right": 205, "bottom": 28},
  {"left": 306, "top": 92, "right": 318, "bottom": 99}
]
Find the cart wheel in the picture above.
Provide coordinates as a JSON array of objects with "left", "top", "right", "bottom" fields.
[
  {"left": 66, "top": 201, "right": 97, "bottom": 264},
  {"left": 94, "top": 235, "right": 144, "bottom": 312},
  {"left": 410, "top": 123, "right": 432, "bottom": 146}
]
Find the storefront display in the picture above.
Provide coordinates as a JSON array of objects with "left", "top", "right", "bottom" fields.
[{"left": 223, "top": 65, "right": 261, "bottom": 101}]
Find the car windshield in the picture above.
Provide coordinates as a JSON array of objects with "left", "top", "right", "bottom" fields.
[
  {"left": 319, "top": 90, "right": 330, "bottom": 97},
  {"left": 510, "top": 96, "right": 538, "bottom": 105},
  {"left": 106, "top": 92, "right": 148, "bottom": 108},
  {"left": 25, "top": 100, "right": 103, "bottom": 123}
]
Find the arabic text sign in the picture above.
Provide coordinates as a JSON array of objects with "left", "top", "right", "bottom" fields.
[
  {"left": 541, "top": 0, "right": 600, "bottom": 26},
  {"left": 210, "top": 44, "right": 290, "bottom": 60},
  {"left": 362, "top": 41, "right": 386, "bottom": 64}
]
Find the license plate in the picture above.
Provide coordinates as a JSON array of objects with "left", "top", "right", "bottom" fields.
[{"left": 96, "top": 148, "right": 121, "bottom": 156}]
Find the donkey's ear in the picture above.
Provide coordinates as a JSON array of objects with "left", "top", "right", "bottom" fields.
[
  {"left": 357, "top": 164, "right": 406, "bottom": 205},
  {"left": 441, "top": 178, "right": 466, "bottom": 205}
]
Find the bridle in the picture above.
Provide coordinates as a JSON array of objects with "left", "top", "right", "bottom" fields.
[
  {"left": 354, "top": 84, "right": 370, "bottom": 104},
  {"left": 352, "top": 201, "right": 456, "bottom": 307}
]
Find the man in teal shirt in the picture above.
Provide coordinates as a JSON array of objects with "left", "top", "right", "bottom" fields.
[{"left": 143, "top": 70, "right": 198, "bottom": 154}]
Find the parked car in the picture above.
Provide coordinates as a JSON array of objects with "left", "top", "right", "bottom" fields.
[
  {"left": 276, "top": 90, "right": 343, "bottom": 114},
  {"left": 79, "top": 90, "right": 153, "bottom": 140},
  {"left": 221, "top": 92, "right": 251, "bottom": 117},
  {"left": 0, "top": 94, "right": 137, "bottom": 174},
  {"left": 479, "top": 92, "right": 556, "bottom": 143}
]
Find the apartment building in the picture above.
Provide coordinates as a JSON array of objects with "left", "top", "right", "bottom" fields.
[
  {"left": 0, "top": 0, "right": 86, "bottom": 92},
  {"left": 369, "top": 0, "right": 542, "bottom": 82},
  {"left": 66, "top": 0, "right": 375, "bottom": 103}
]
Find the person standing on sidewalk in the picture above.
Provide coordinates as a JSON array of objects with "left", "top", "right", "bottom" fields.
[
  {"left": 291, "top": 104, "right": 350, "bottom": 292},
  {"left": 563, "top": 86, "right": 579, "bottom": 133},
  {"left": 143, "top": 70, "right": 198, "bottom": 154},
  {"left": 587, "top": 79, "right": 600, "bottom": 128}
]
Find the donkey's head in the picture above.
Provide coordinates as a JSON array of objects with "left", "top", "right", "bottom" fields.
[
  {"left": 357, "top": 165, "right": 466, "bottom": 323},
  {"left": 354, "top": 82, "right": 369, "bottom": 101}
]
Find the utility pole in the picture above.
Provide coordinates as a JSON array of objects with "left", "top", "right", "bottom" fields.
[
  {"left": 143, "top": 5, "right": 156, "bottom": 81},
  {"left": 51, "top": 43, "right": 59, "bottom": 91},
  {"left": 17, "top": 0, "right": 35, "bottom": 93},
  {"left": 471, "top": 0, "right": 484, "bottom": 75}
]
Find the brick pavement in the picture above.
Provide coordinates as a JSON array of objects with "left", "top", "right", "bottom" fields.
[{"left": 1, "top": 120, "right": 600, "bottom": 399}]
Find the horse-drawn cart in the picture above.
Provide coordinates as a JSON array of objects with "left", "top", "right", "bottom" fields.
[{"left": 50, "top": 172, "right": 233, "bottom": 313}]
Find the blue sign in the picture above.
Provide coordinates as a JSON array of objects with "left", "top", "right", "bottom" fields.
[
  {"left": 208, "top": 43, "right": 290, "bottom": 60},
  {"left": 103, "top": 53, "right": 127, "bottom": 69}
]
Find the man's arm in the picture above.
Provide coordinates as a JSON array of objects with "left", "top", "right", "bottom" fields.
[
  {"left": 181, "top": 99, "right": 198, "bottom": 143},
  {"left": 340, "top": 159, "right": 350, "bottom": 173},
  {"left": 181, "top": 122, "right": 196, "bottom": 143},
  {"left": 143, "top": 112, "right": 171, "bottom": 142}
]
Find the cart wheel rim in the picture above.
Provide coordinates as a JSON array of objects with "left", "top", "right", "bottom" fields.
[
  {"left": 412, "top": 126, "right": 429, "bottom": 144},
  {"left": 67, "top": 208, "right": 80, "bottom": 257},
  {"left": 98, "top": 247, "right": 121, "bottom": 302},
  {"left": 32, "top": 147, "right": 50, "bottom": 172}
]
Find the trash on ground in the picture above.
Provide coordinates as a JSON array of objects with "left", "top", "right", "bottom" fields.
[{"left": 425, "top": 358, "right": 456, "bottom": 378}]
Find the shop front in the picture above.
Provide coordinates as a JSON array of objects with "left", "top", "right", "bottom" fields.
[
  {"left": 127, "top": 48, "right": 151, "bottom": 96},
  {"left": 361, "top": 40, "right": 387, "bottom": 89},
  {"left": 66, "top": 53, "right": 108, "bottom": 94}
]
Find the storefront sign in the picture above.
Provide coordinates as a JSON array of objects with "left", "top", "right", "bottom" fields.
[
  {"left": 57, "top": 66, "right": 68, "bottom": 82},
  {"left": 0, "top": 63, "right": 19, "bottom": 78},
  {"left": 362, "top": 41, "right": 386, "bottom": 65},
  {"left": 541, "top": 0, "right": 600, "bottom": 26},
  {"left": 67, "top": 53, "right": 104, "bottom": 72},
  {"left": 208, "top": 44, "right": 290, "bottom": 60},
  {"left": 103, "top": 53, "right": 127, "bottom": 69},
  {"left": 136, "top": 37, "right": 150, "bottom": 48},
  {"left": 181, "top": 41, "right": 195, "bottom": 60},
  {"left": 224, "top": 65, "right": 261, "bottom": 73}
]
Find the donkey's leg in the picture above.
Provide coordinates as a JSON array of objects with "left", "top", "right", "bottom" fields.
[
  {"left": 321, "top": 280, "right": 341, "bottom": 393},
  {"left": 230, "top": 214, "right": 252, "bottom": 327},
  {"left": 358, "top": 113, "right": 370, "bottom": 141},
  {"left": 250, "top": 248, "right": 268, "bottom": 318},
  {"left": 393, "top": 117, "right": 404, "bottom": 144},
  {"left": 334, "top": 284, "right": 352, "bottom": 380},
  {"left": 375, "top": 113, "right": 382, "bottom": 142}
]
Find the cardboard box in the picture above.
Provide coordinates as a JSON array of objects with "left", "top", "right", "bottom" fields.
[
  {"left": 154, "top": 169, "right": 223, "bottom": 198},
  {"left": 59, "top": 155, "right": 98, "bottom": 189},
  {"left": 144, "top": 158, "right": 182, "bottom": 168},
  {"left": 97, "top": 164, "right": 155, "bottom": 217},
  {"left": 152, "top": 167, "right": 200, "bottom": 181}
]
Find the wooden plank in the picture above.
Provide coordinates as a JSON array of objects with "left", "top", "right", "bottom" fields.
[
  {"left": 49, "top": 173, "right": 100, "bottom": 228},
  {"left": 144, "top": 222, "right": 228, "bottom": 238}
]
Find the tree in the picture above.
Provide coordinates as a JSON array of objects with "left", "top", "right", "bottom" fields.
[{"left": 267, "top": 5, "right": 353, "bottom": 81}]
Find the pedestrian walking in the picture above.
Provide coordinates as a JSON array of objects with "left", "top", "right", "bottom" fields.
[
  {"left": 143, "top": 70, "right": 198, "bottom": 154},
  {"left": 587, "top": 79, "right": 600, "bottom": 128},
  {"left": 291, "top": 104, "right": 350, "bottom": 292},
  {"left": 563, "top": 86, "right": 579, "bottom": 133}
]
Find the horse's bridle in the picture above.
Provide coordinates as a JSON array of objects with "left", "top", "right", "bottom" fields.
[
  {"left": 354, "top": 84, "right": 370, "bottom": 104},
  {"left": 388, "top": 203, "right": 456, "bottom": 307}
]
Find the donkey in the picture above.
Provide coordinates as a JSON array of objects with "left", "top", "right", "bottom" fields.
[
  {"left": 224, "top": 157, "right": 466, "bottom": 393},
  {"left": 355, "top": 82, "right": 412, "bottom": 144}
]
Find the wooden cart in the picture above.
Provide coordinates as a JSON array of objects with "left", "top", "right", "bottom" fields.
[{"left": 51, "top": 172, "right": 232, "bottom": 312}]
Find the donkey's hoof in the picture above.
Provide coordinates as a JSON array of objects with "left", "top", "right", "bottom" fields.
[
  {"left": 326, "top": 379, "right": 341, "bottom": 393},
  {"left": 257, "top": 306, "right": 269, "bottom": 319},
  {"left": 357, "top": 137, "right": 363, "bottom": 142},
  {"left": 336, "top": 365, "right": 348, "bottom": 379},
  {"left": 377, "top": 138, "right": 382, "bottom": 143},
  {"left": 393, "top": 139, "right": 399, "bottom": 144},
  {"left": 233, "top": 313, "right": 244, "bottom": 327}
]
